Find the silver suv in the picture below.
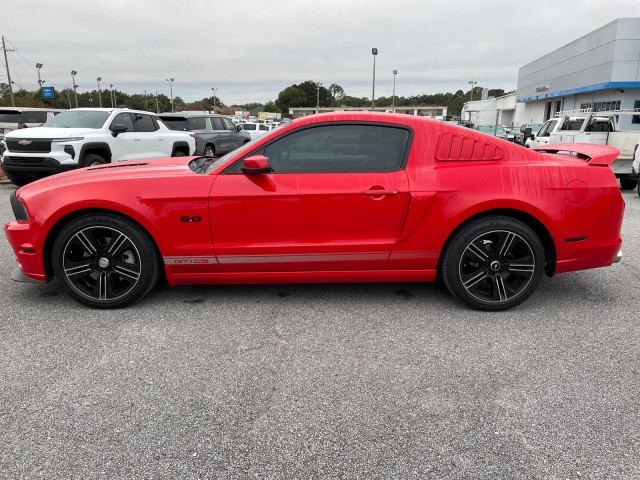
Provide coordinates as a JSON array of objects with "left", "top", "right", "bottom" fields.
[{"left": 158, "top": 113, "right": 251, "bottom": 156}]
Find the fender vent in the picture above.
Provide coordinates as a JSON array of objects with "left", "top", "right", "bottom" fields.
[{"left": 435, "top": 132, "right": 505, "bottom": 161}]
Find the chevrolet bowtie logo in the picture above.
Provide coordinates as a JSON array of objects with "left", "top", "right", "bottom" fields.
[{"left": 18, "top": 139, "right": 32, "bottom": 146}]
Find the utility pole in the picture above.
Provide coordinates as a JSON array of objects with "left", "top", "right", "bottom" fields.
[{"left": 2, "top": 36, "right": 16, "bottom": 107}]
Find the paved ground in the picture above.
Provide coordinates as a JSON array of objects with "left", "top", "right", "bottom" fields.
[{"left": 1, "top": 181, "right": 639, "bottom": 479}]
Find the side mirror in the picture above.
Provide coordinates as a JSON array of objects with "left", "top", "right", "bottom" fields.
[
  {"left": 111, "top": 124, "right": 128, "bottom": 137},
  {"left": 242, "top": 154, "right": 272, "bottom": 175},
  {"left": 236, "top": 125, "right": 243, "bottom": 132}
]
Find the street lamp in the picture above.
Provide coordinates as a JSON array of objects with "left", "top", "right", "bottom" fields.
[
  {"left": 469, "top": 80, "right": 477, "bottom": 102},
  {"left": 71, "top": 70, "right": 78, "bottom": 108},
  {"left": 211, "top": 87, "right": 217, "bottom": 112},
  {"left": 109, "top": 84, "right": 114, "bottom": 108},
  {"left": 36, "top": 63, "right": 44, "bottom": 107},
  {"left": 392, "top": 70, "right": 398, "bottom": 113},
  {"left": 96, "top": 77, "right": 102, "bottom": 107},
  {"left": 166, "top": 77, "right": 174, "bottom": 112},
  {"left": 371, "top": 48, "right": 378, "bottom": 110},
  {"left": 316, "top": 82, "right": 321, "bottom": 114}
]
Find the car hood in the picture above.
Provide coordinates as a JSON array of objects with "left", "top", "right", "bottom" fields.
[
  {"left": 6, "top": 127, "right": 102, "bottom": 139},
  {"left": 16, "top": 157, "right": 211, "bottom": 199}
]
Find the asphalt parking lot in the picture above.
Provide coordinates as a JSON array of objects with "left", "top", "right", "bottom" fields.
[{"left": 1, "top": 181, "right": 639, "bottom": 479}]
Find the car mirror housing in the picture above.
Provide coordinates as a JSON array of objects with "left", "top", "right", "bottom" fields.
[
  {"left": 111, "top": 124, "right": 128, "bottom": 137},
  {"left": 242, "top": 155, "right": 272, "bottom": 175}
]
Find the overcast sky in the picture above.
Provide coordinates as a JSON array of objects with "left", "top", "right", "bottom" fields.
[{"left": 1, "top": 0, "right": 638, "bottom": 106}]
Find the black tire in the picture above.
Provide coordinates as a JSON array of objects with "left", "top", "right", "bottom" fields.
[
  {"left": 441, "top": 216, "right": 545, "bottom": 311},
  {"left": 620, "top": 178, "right": 638, "bottom": 190},
  {"left": 51, "top": 213, "right": 161, "bottom": 308},
  {"left": 203, "top": 145, "right": 215, "bottom": 157},
  {"left": 172, "top": 150, "right": 186, "bottom": 157},
  {"left": 82, "top": 153, "right": 107, "bottom": 167}
]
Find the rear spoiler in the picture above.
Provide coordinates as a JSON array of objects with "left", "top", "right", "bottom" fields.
[{"left": 532, "top": 143, "right": 620, "bottom": 165}]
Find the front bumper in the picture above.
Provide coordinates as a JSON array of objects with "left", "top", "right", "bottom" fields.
[
  {"left": 4, "top": 219, "right": 48, "bottom": 283},
  {"left": 3, "top": 155, "right": 77, "bottom": 183}
]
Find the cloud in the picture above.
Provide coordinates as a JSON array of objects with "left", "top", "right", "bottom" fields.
[{"left": 2, "top": 0, "right": 638, "bottom": 105}]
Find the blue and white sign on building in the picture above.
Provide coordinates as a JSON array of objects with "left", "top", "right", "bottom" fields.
[{"left": 41, "top": 87, "right": 54, "bottom": 99}]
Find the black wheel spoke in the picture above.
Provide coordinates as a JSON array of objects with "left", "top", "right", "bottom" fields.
[{"left": 64, "top": 261, "right": 95, "bottom": 281}]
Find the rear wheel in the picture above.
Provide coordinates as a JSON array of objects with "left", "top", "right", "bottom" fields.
[
  {"left": 203, "top": 145, "right": 215, "bottom": 157},
  {"left": 620, "top": 178, "right": 638, "bottom": 190},
  {"left": 52, "top": 213, "right": 161, "bottom": 308},
  {"left": 172, "top": 150, "right": 186, "bottom": 157},
  {"left": 442, "top": 216, "right": 545, "bottom": 311},
  {"left": 82, "top": 153, "right": 107, "bottom": 167}
]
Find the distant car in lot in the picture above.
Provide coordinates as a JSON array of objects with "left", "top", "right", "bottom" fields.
[
  {"left": 158, "top": 113, "right": 250, "bottom": 156},
  {"left": 5, "top": 112, "right": 623, "bottom": 311},
  {"left": 0, "top": 107, "right": 64, "bottom": 141},
  {"left": 240, "top": 122, "right": 272, "bottom": 140},
  {"left": 476, "top": 124, "right": 509, "bottom": 141},
  {"left": 515, "top": 123, "right": 543, "bottom": 145},
  {"left": 2, "top": 108, "right": 195, "bottom": 186}
]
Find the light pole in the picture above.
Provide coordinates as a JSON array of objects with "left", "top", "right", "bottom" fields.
[
  {"left": 316, "top": 82, "right": 321, "bottom": 114},
  {"left": 211, "top": 87, "right": 217, "bottom": 112},
  {"left": 469, "top": 80, "right": 477, "bottom": 102},
  {"left": 392, "top": 69, "right": 397, "bottom": 113},
  {"left": 155, "top": 91, "right": 159, "bottom": 114},
  {"left": 371, "top": 48, "right": 378, "bottom": 110},
  {"left": 109, "top": 84, "right": 114, "bottom": 108},
  {"left": 71, "top": 70, "right": 78, "bottom": 107},
  {"left": 97, "top": 77, "right": 102, "bottom": 107},
  {"left": 36, "top": 63, "right": 44, "bottom": 107},
  {"left": 166, "top": 77, "right": 174, "bottom": 112}
]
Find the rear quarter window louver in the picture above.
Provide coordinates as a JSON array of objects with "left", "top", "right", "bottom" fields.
[{"left": 435, "top": 132, "right": 505, "bottom": 161}]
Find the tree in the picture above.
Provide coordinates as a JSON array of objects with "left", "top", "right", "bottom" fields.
[
  {"left": 275, "top": 86, "right": 306, "bottom": 114},
  {"left": 328, "top": 83, "right": 345, "bottom": 105},
  {"left": 263, "top": 101, "right": 278, "bottom": 113}
]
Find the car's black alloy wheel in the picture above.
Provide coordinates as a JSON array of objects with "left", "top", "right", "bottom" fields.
[
  {"left": 442, "top": 216, "right": 544, "bottom": 311},
  {"left": 52, "top": 214, "right": 161, "bottom": 308}
]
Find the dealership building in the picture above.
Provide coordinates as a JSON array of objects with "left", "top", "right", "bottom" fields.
[{"left": 463, "top": 17, "right": 640, "bottom": 129}]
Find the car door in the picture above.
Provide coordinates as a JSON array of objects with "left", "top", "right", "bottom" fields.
[
  {"left": 108, "top": 112, "right": 140, "bottom": 161},
  {"left": 221, "top": 116, "right": 243, "bottom": 151},
  {"left": 210, "top": 116, "right": 230, "bottom": 153},
  {"left": 131, "top": 113, "right": 165, "bottom": 158},
  {"left": 209, "top": 123, "right": 411, "bottom": 272},
  {"left": 531, "top": 119, "right": 557, "bottom": 148}
]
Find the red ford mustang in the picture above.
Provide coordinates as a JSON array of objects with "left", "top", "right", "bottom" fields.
[{"left": 4, "top": 112, "right": 624, "bottom": 310}]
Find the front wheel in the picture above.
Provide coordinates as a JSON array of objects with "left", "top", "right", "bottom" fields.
[
  {"left": 82, "top": 153, "right": 107, "bottom": 167},
  {"left": 52, "top": 214, "right": 161, "bottom": 308},
  {"left": 441, "top": 216, "right": 545, "bottom": 311}
]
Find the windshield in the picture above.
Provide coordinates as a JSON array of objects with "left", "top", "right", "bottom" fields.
[{"left": 42, "top": 110, "right": 110, "bottom": 129}]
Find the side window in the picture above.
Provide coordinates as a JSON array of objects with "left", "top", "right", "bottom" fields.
[
  {"left": 242, "top": 123, "right": 256, "bottom": 131},
  {"left": 133, "top": 114, "right": 158, "bottom": 132},
  {"left": 187, "top": 117, "right": 207, "bottom": 130},
  {"left": 538, "top": 120, "right": 556, "bottom": 137},
  {"left": 260, "top": 124, "right": 409, "bottom": 174},
  {"left": 222, "top": 117, "right": 236, "bottom": 131},
  {"left": 633, "top": 100, "right": 640, "bottom": 124},
  {"left": 109, "top": 112, "right": 135, "bottom": 132},
  {"left": 211, "top": 117, "right": 225, "bottom": 130}
]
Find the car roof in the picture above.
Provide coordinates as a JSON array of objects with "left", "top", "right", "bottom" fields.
[{"left": 157, "top": 112, "right": 224, "bottom": 118}]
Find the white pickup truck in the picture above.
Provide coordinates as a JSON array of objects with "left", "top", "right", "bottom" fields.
[{"left": 526, "top": 109, "right": 640, "bottom": 189}]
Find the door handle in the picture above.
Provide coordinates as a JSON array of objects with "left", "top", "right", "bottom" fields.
[{"left": 362, "top": 188, "right": 399, "bottom": 196}]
